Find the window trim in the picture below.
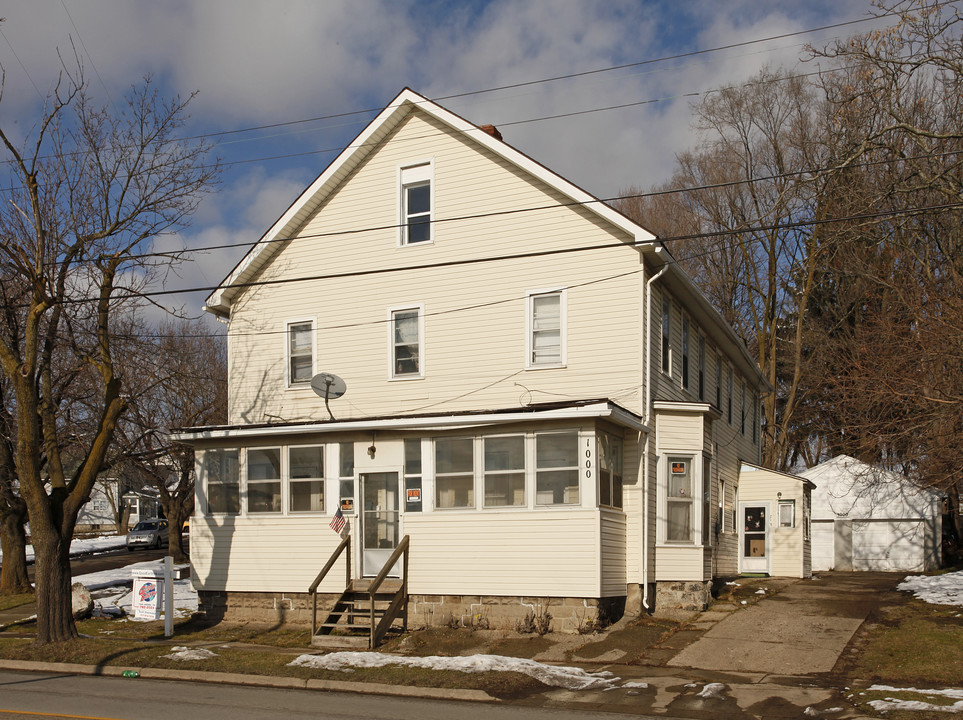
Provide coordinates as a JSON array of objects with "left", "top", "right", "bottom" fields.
[
  {"left": 388, "top": 304, "right": 425, "bottom": 380},
  {"left": 288, "top": 444, "right": 325, "bottom": 514},
  {"left": 659, "top": 452, "right": 705, "bottom": 545},
  {"left": 285, "top": 317, "right": 316, "bottom": 389},
  {"left": 526, "top": 288, "right": 566, "bottom": 369},
  {"left": 398, "top": 160, "right": 434, "bottom": 246},
  {"left": 246, "top": 446, "right": 283, "bottom": 515}
]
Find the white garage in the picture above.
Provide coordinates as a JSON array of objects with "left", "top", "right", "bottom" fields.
[{"left": 801, "top": 456, "right": 942, "bottom": 573}]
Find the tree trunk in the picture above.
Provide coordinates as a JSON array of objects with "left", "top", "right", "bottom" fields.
[
  {"left": 32, "top": 533, "right": 78, "bottom": 644},
  {"left": 163, "top": 505, "right": 189, "bottom": 564},
  {"left": 0, "top": 502, "right": 31, "bottom": 595}
]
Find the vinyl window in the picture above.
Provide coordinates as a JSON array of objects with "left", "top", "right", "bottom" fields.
[
  {"left": 338, "top": 442, "right": 355, "bottom": 513},
  {"left": 205, "top": 448, "right": 239, "bottom": 515},
  {"left": 661, "top": 298, "right": 672, "bottom": 374},
  {"left": 598, "top": 431, "right": 623, "bottom": 509},
  {"left": 289, "top": 445, "right": 324, "bottom": 513},
  {"left": 535, "top": 431, "right": 579, "bottom": 505},
  {"left": 681, "top": 316, "right": 690, "bottom": 390},
  {"left": 247, "top": 447, "right": 282, "bottom": 513},
  {"left": 528, "top": 290, "right": 565, "bottom": 367},
  {"left": 666, "top": 456, "right": 694, "bottom": 543},
  {"left": 435, "top": 437, "right": 474, "bottom": 509},
  {"left": 483, "top": 435, "right": 526, "bottom": 507},
  {"left": 400, "top": 162, "right": 432, "bottom": 245},
  {"left": 390, "top": 306, "right": 423, "bottom": 378},
  {"left": 287, "top": 321, "right": 314, "bottom": 386}
]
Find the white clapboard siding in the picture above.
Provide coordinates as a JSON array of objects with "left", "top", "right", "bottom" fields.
[
  {"left": 600, "top": 509, "right": 628, "bottom": 596},
  {"left": 655, "top": 413, "right": 703, "bottom": 452},
  {"left": 227, "top": 108, "right": 644, "bottom": 425},
  {"left": 655, "top": 545, "right": 705, "bottom": 581},
  {"left": 852, "top": 520, "right": 926, "bottom": 572},
  {"left": 403, "top": 510, "right": 602, "bottom": 597},
  {"left": 811, "top": 521, "right": 835, "bottom": 571}
]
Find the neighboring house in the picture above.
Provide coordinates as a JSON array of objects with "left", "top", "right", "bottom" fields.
[
  {"left": 173, "top": 88, "right": 771, "bottom": 630},
  {"left": 801, "top": 455, "right": 942, "bottom": 572},
  {"left": 76, "top": 479, "right": 161, "bottom": 532},
  {"left": 737, "top": 463, "right": 814, "bottom": 578}
]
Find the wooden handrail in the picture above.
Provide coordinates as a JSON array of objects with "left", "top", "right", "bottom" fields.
[
  {"left": 368, "top": 535, "right": 410, "bottom": 647},
  {"left": 309, "top": 535, "right": 351, "bottom": 634}
]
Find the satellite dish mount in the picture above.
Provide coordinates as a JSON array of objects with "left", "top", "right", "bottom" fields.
[{"left": 310, "top": 372, "right": 347, "bottom": 420}]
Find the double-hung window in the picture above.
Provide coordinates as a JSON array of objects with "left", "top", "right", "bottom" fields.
[
  {"left": 205, "top": 448, "right": 239, "bottom": 515},
  {"left": 661, "top": 298, "right": 672, "bottom": 374},
  {"left": 400, "top": 162, "right": 432, "bottom": 245},
  {"left": 289, "top": 445, "right": 324, "bottom": 512},
  {"left": 681, "top": 316, "right": 690, "bottom": 390},
  {"left": 740, "top": 380, "right": 747, "bottom": 434},
  {"left": 338, "top": 442, "right": 355, "bottom": 513},
  {"left": 535, "top": 431, "right": 579, "bottom": 505},
  {"left": 435, "top": 437, "right": 474, "bottom": 509},
  {"left": 666, "top": 456, "right": 693, "bottom": 542},
  {"left": 528, "top": 290, "right": 564, "bottom": 367},
  {"left": 598, "top": 432, "right": 623, "bottom": 509},
  {"left": 247, "top": 447, "right": 281, "bottom": 513},
  {"left": 483, "top": 435, "right": 525, "bottom": 507},
  {"left": 698, "top": 336, "right": 705, "bottom": 401},
  {"left": 727, "top": 365, "right": 733, "bottom": 424},
  {"left": 715, "top": 352, "right": 722, "bottom": 408},
  {"left": 287, "top": 320, "right": 314, "bottom": 386},
  {"left": 390, "top": 306, "right": 423, "bottom": 378}
]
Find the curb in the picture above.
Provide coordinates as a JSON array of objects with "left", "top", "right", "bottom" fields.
[{"left": 0, "top": 659, "right": 497, "bottom": 703}]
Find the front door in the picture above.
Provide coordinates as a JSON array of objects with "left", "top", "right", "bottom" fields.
[
  {"left": 741, "top": 502, "right": 770, "bottom": 574},
  {"left": 360, "top": 472, "right": 400, "bottom": 577}
]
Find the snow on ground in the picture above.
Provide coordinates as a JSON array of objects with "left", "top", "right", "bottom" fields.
[
  {"left": 866, "top": 685, "right": 963, "bottom": 714},
  {"left": 0, "top": 534, "right": 127, "bottom": 563},
  {"left": 897, "top": 570, "right": 963, "bottom": 607},
  {"left": 289, "top": 651, "right": 647, "bottom": 691},
  {"left": 81, "top": 559, "right": 198, "bottom": 620}
]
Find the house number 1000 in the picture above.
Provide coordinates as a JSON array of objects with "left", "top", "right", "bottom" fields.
[{"left": 585, "top": 437, "right": 592, "bottom": 478}]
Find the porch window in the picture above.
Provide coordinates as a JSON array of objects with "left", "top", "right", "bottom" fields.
[
  {"left": 535, "top": 431, "right": 579, "bottom": 505},
  {"left": 598, "top": 431, "right": 623, "bottom": 509},
  {"left": 484, "top": 435, "right": 525, "bottom": 507},
  {"left": 247, "top": 447, "right": 281, "bottom": 513},
  {"left": 435, "top": 437, "right": 474, "bottom": 509},
  {"left": 289, "top": 445, "right": 323, "bottom": 512},
  {"left": 205, "top": 448, "right": 239, "bottom": 515},
  {"left": 666, "top": 456, "right": 693, "bottom": 543},
  {"left": 338, "top": 442, "right": 355, "bottom": 513}
]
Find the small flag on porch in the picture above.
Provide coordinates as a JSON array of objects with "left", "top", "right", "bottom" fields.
[{"left": 329, "top": 507, "right": 346, "bottom": 535}]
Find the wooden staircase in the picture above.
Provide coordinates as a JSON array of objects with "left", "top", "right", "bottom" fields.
[{"left": 308, "top": 535, "right": 409, "bottom": 649}]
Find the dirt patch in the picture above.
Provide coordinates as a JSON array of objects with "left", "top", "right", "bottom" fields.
[{"left": 572, "top": 616, "right": 680, "bottom": 664}]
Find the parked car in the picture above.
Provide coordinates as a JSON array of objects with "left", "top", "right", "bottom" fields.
[{"left": 126, "top": 519, "right": 169, "bottom": 551}]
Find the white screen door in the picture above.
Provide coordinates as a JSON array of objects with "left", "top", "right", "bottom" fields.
[{"left": 360, "top": 472, "right": 400, "bottom": 577}]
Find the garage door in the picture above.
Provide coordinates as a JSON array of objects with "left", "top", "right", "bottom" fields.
[
  {"left": 852, "top": 520, "right": 925, "bottom": 571},
  {"left": 811, "top": 521, "right": 835, "bottom": 571}
]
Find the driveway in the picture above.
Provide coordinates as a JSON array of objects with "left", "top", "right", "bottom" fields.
[{"left": 666, "top": 572, "right": 904, "bottom": 674}]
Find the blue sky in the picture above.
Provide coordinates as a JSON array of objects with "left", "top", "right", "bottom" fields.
[{"left": 0, "top": 0, "right": 888, "bottom": 321}]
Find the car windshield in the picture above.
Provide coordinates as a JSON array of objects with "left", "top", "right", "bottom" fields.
[{"left": 133, "top": 521, "right": 158, "bottom": 531}]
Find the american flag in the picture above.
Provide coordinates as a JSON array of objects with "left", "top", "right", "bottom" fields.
[{"left": 329, "top": 507, "right": 346, "bottom": 535}]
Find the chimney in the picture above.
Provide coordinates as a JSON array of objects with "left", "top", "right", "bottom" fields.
[{"left": 479, "top": 124, "right": 503, "bottom": 141}]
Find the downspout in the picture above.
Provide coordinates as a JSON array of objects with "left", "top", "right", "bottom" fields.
[{"left": 642, "top": 247, "right": 669, "bottom": 611}]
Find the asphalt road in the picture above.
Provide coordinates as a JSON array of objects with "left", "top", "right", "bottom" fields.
[{"left": 0, "top": 670, "right": 646, "bottom": 720}]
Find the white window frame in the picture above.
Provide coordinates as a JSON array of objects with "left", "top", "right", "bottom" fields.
[
  {"left": 245, "top": 446, "right": 283, "bottom": 515},
  {"left": 285, "top": 318, "right": 316, "bottom": 389},
  {"left": 388, "top": 304, "right": 425, "bottom": 380},
  {"left": 483, "top": 434, "right": 527, "bottom": 508},
  {"left": 398, "top": 161, "right": 434, "bottom": 246},
  {"left": 434, "top": 436, "right": 475, "bottom": 510},
  {"left": 534, "top": 430, "right": 580, "bottom": 506},
  {"left": 658, "top": 452, "right": 704, "bottom": 545},
  {"left": 778, "top": 499, "right": 796, "bottom": 528},
  {"left": 526, "top": 288, "right": 566, "bottom": 369},
  {"left": 203, "top": 448, "right": 240, "bottom": 516},
  {"left": 288, "top": 444, "right": 325, "bottom": 514}
]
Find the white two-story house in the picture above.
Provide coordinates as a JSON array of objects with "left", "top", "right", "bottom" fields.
[{"left": 174, "top": 88, "right": 773, "bottom": 631}]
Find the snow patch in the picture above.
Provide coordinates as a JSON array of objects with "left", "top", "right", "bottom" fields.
[
  {"left": 161, "top": 646, "right": 218, "bottom": 661},
  {"left": 697, "top": 682, "right": 727, "bottom": 699},
  {"left": 866, "top": 685, "right": 963, "bottom": 714},
  {"left": 897, "top": 571, "right": 963, "bottom": 607},
  {"left": 288, "top": 652, "right": 626, "bottom": 691}
]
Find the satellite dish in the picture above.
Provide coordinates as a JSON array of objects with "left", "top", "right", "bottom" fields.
[
  {"left": 310, "top": 372, "right": 346, "bottom": 421},
  {"left": 310, "top": 372, "right": 347, "bottom": 399}
]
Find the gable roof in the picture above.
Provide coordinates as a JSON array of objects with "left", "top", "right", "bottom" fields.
[
  {"left": 205, "top": 88, "right": 765, "bottom": 388},
  {"left": 205, "top": 87, "right": 657, "bottom": 316}
]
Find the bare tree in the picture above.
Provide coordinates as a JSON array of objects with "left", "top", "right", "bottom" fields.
[{"left": 0, "top": 65, "right": 217, "bottom": 643}]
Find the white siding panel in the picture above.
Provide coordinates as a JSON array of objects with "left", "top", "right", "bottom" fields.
[
  {"left": 404, "top": 510, "right": 601, "bottom": 597},
  {"left": 600, "top": 509, "right": 627, "bottom": 596},
  {"left": 655, "top": 545, "right": 705, "bottom": 581},
  {"left": 811, "top": 521, "right": 834, "bottom": 571},
  {"left": 226, "top": 109, "right": 645, "bottom": 426},
  {"left": 852, "top": 520, "right": 925, "bottom": 572}
]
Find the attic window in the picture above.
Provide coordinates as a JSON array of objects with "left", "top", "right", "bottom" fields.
[{"left": 400, "top": 162, "right": 433, "bottom": 245}]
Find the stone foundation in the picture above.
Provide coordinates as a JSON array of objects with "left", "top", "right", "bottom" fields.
[
  {"left": 653, "top": 580, "right": 712, "bottom": 615},
  {"left": 197, "top": 590, "right": 624, "bottom": 633}
]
